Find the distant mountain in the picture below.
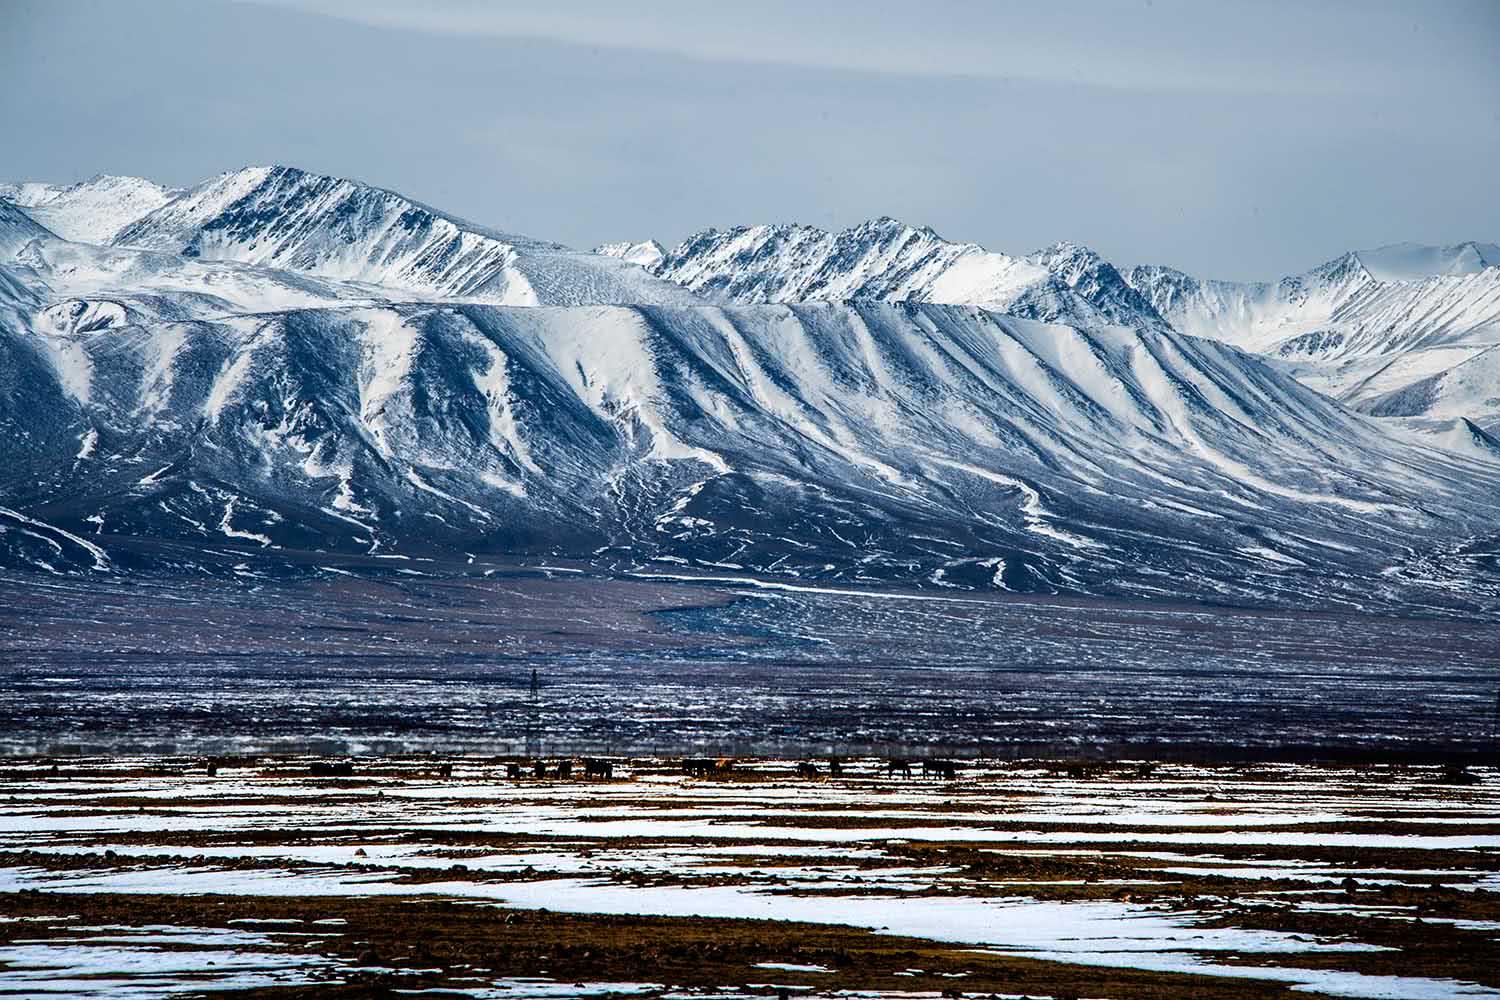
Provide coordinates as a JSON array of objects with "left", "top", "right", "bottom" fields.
[
  {"left": 633, "top": 218, "right": 1172, "bottom": 334},
  {"left": 0, "top": 175, "right": 182, "bottom": 245},
  {"left": 1126, "top": 247, "right": 1500, "bottom": 430},
  {"left": 3, "top": 165, "right": 1499, "bottom": 612},
  {"left": 612, "top": 218, "right": 1499, "bottom": 431},
  {"left": 1125, "top": 248, "right": 1500, "bottom": 352},
  {"left": 99, "top": 166, "right": 700, "bottom": 306},
  {"left": 1352, "top": 241, "right": 1500, "bottom": 282},
  {"left": 595, "top": 239, "right": 666, "bottom": 270}
]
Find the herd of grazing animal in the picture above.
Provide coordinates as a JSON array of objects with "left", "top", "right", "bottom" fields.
[
  {"left": 469, "top": 755, "right": 962, "bottom": 782},
  {"left": 727, "top": 756, "right": 961, "bottom": 781},
  {"left": 511, "top": 757, "right": 616, "bottom": 780},
  {"left": 296, "top": 755, "right": 967, "bottom": 783}
]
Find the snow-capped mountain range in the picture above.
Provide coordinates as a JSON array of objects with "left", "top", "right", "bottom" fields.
[
  {"left": 620, "top": 219, "right": 1173, "bottom": 336},
  {"left": 604, "top": 224, "right": 1500, "bottom": 440},
  {"left": 2, "top": 165, "right": 1497, "bottom": 614},
  {"left": 0, "top": 174, "right": 183, "bottom": 245},
  {"left": 1127, "top": 248, "right": 1500, "bottom": 438}
]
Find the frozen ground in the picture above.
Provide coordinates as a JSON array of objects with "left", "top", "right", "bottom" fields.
[
  {"left": 0, "top": 757, "right": 1496, "bottom": 998},
  {"left": 3, "top": 569, "right": 1498, "bottom": 757}
]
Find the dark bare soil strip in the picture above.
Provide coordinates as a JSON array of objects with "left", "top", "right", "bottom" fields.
[
  {"left": 0, "top": 891, "right": 1309, "bottom": 1000},
  {"left": 2, "top": 755, "right": 1497, "bottom": 998}
]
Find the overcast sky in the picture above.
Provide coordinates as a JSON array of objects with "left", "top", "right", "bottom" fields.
[{"left": 4, "top": 0, "right": 1497, "bottom": 279}]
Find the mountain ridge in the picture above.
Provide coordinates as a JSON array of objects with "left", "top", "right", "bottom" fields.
[
  {"left": 101, "top": 165, "right": 700, "bottom": 306},
  {"left": 596, "top": 215, "right": 1499, "bottom": 431},
  {"left": 3, "top": 165, "right": 1499, "bottom": 612}
]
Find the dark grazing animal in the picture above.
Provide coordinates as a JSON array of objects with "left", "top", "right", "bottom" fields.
[
  {"left": 795, "top": 761, "right": 819, "bottom": 779},
  {"left": 555, "top": 759, "right": 573, "bottom": 779},
  {"left": 885, "top": 759, "right": 913, "bottom": 779},
  {"left": 683, "top": 757, "right": 735, "bottom": 777},
  {"left": 533, "top": 760, "right": 549, "bottom": 780},
  {"left": 584, "top": 758, "right": 614, "bottom": 780},
  {"left": 506, "top": 762, "right": 523, "bottom": 780},
  {"left": 828, "top": 758, "right": 844, "bottom": 778},
  {"left": 922, "top": 759, "right": 958, "bottom": 780},
  {"left": 310, "top": 760, "right": 354, "bottom": 777}
]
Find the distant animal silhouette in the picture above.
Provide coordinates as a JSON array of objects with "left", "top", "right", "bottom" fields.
[
  {"left": 555, "top": 759, "right": 573, "bottom": 779},
  {"left": 795, "top": 761, "right": 819, "bottom": 779},
  {"left": 1442, "top": 763, "right": 1480, "bottom": 785},
  {"left": 533, "top": 760, "right": 548, "bottom": 779},
  {"left": 310, "top": 760, "right": 354, "bottom": 777},
  {"left": 506, "top": 762, "right": 523, "bottom": 779},
  {"left": 683, "top": 757, "right": 735, "bottom": 777},
  {"left": 885, "top": 759, "right": 913, "bottom": 779},
  {"left": 922, "top": 759, "right": 958, "bottom": 780},
  {"left": 584, "top": 758, "right": 614, "bottom": 780}
]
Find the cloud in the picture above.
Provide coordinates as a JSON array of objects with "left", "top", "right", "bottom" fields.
[{"left": 230, "top": 0, "right": 1492, "bottom": 98}]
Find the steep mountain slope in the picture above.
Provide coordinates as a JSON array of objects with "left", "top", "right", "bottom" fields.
[
  {"left": 0, "top": 201, "right": 54, "bottom": 255},
  {"left": 2, "top": 275, "right": 1497, "bottom": 612},
  {"left": 1125, "top": 250, "right": 1500, "bottom": 354},
  {"left": 623, "top": 219, "right": 1171, "bottom": 333},
  {"left": 1126, "top": 249, "right": 1500, "bottom": 429},
  {"left": 620, "top": 220, "right": 1500, "bottom": 430},
  {"left": 3, "top": 168, "right": 1498, "bottom": 612},
  {"left": 0, "top": 175, "right": 182, "bottom": 244},
  {"left": 108, "top": 166, "right": 699, "bottom": 306}
]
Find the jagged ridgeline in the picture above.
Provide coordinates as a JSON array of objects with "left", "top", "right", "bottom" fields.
[
  {"left": 611, "top": 223, "right": 1500, "bottom": 446},
  {"left": 2, "top": 166, "right": 1498, "bottom": 614}
]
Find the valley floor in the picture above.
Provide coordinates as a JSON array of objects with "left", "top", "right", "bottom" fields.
[
  {"left": 3, "top": 567, "right": 1499, "bottom": 757},
  {"left": 0, "top": 756, "right": 1497, "bottom": 999}
]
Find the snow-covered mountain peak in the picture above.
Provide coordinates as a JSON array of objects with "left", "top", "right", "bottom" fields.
[
  {"left": 594, "top": 239, "right": 667, "bottom": 269},
  {"left": 0, "top": 174, "right": 182, "bottom": 245},
  {"left": 644, "top": 217, "right": 979, "bottom": 305},
  {"left": 4, "top": 166, "right": 1500, "bottom": 610},
  {"left": 849, "top": 214, "right": 943, "bottom": 239},
  {"left": 1125, "top": 241, "right": 1500, "bottom": 435},
  {"left": 641, "top": 219, "right": 1171, "bottom": 333},
  {"left": 1304, "top": 249, "right": 1376, "bottom": 288},
  {"left": 104, "top": 164, "right": 698, "bottom": 306},
  {"left": 1026, "top": 240, "right": 1101, "bottom": 268},
  {"left": 1347, "top": 241, "right": 1500, "bottom": 282},
  {"left": 1027, "top": 241, "right": 1122, "bottom": 289}
]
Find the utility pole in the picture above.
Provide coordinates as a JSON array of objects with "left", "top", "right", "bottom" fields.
[{"left": 525, "top": 667, "right": 540, "bottom": 758}]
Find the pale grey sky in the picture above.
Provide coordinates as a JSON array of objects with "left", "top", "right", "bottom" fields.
[{"left": 3, "top": 0, "right": 1497, "bottom": 279}]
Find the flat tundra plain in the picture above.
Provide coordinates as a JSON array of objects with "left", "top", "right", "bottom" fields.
[
  {"left": 0, "top": 756, "right": 1497, "bottom": 999},
  {"left": 5, "top": 569, "right": 1500, "bottom": 757}
]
